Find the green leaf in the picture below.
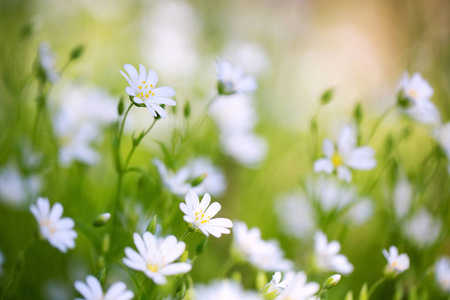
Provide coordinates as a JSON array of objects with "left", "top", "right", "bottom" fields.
[
  {"left": 359, "top": 283, "right": 368, "bottom": 300},
  {"left": 345, "top": 291, "right": 353, "bottom": 300},
  {"left": 70, "top": 44, "right": 84, "bottom": 60}
]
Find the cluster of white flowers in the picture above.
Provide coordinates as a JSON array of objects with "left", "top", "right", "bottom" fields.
[
  {"left": 74, "top": 275, "right": 134, "bottom": 300},
  {"left": 211, "top": 62, "right": 267, "bottom": 167},
  {"left": 314, "top": 125, "right": 376, "bottom": 182},
  {"left": 153, "top": 157, "right": 226, "bottom": 197},
  {"left": 265, "top": 271, "right": 319, "bottom": 300},
  {"left": 233, "top": 221, "right": 293, "bottom": 272},
  {"left": 314, "top": 231, "right": 353, "bottom": 275},
  {"left": 195, "top": 280, "right": 263, "bottom": 300},
  {"left": 52, "top": 84, "right": 118, "bottom": 167}
]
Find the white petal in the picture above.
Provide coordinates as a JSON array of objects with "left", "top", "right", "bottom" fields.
[{"left": 314, "top": 159, "right": 333, "bottom": 174}]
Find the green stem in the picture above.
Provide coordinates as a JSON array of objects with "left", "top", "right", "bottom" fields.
[
  {"left": 220, "top": 258, "right": 235, "bottom": 278},
  {"left": 367, "top": 105, "right": 395, "bottom": 143},
  {"left": 315, "top": 287, "right": 325, "bottom": 300},
  {"left": 138, "top": 278, "right": 149, "bottom": 300},
  {"left": 180, "top": 230, "right": 190, "bottom": 241},
  {"left": 124, "top": 118, "right": 157, "bottom": 170},
  {"left": 367, "top": 277, "right": 386, "bottom": 299}
]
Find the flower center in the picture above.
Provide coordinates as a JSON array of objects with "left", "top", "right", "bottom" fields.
[
  {"left": 135, "top": 81, "right": 154, "bottom": 100},
  {"left": 405, "top": 88, "right": 418, "bottom": 101},
  {"left": 331, "top": 154, "right": 343, "bottom": 167},
  {"left": 194, "top": 209, "right": 210, "bottom": 225},
  {"left": 146, "top": 262, "right": 159, "bottom": 273}
]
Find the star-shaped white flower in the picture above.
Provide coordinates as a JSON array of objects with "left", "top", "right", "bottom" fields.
[
  {"left": 215, "top": 60, "right": 257, "bottom": 95},
  {"left": 120, "top": 64, "right": 176, "bottom": 118},
  {"left": 275, "top": 271, "right": 320, "bottom": 300},
  {"left": 314, "top": 231, "right": 353, "bottom": 275},
  {"left": 122, "top": 232, "right": 191, "bottom": 285},
  {"left": 435, "top": 257, "right": 450, "bottom": 293},
  {"left": 30, "top": 197, "right": 77, "bottom": 253},
  {"left": 314, "top": 125, "right": 376, "bottom": 182},
  {"left": 179, "top": 190, "right": 233, "bottom": 238},
  {"left": 382, "top": 246, "right": 410, "bottom": 276},
  {"left": 74, "top": 275, "right": 134, "bottom": 300}
]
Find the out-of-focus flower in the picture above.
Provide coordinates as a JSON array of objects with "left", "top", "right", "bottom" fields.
[
  {"left": 393, "top": 174, "right": 413, "bottom": 219},
  {"left": 195, "top": 280, "right": 263, "bottom": 300},
  {"left": 382, "top": 246, "right": 410, "bottom": 277},
  {"left": 0, "top": 249, "right": 3, "bottom": 276},
  {"left": 122, "top": 232, "right": 191, "bottom": 285},
  {"left": 153, "top": 157, "right": 226, "bottom": 197},
  {"left": 434, "top": 123, "right": 450, "bottom": 173},
  {"left": 120, "top": 64, "right": 176, "bottom": 118},
  {"left": 221, "top": 132, "right": 268, "bottom": 166},
  {"left": 323, "top": 274, "right": 341, "bottom": 289},
  {"left": 435, "top": 257, "right": 450, "bottom": 293},
  {"left": 74, "top": 275, "right": 134, "bottom": 300},
  {"left": 233, "top": 221, "right": 293, "bottom": 272},
  {"left": 404, "top": 209, "right": 441, "bottom": 248},
  {"left": 265, "top": 271, "right": 290, "bottom": 298},
  {"left": 276, "top": 191, "right": 316, "bottom": 239},
  {"left": 37, "top": 42, "right": 59, "bottom": 83},
  {"left": 179, "top": 190, "right": 232, "bottom": 238},
  {"left": 0, "top": 164, "right": 42, "bottom": 209},
  {"left": 275, "top": 271, "right": 320, "bottom": 300},
  {"left": 346, "top": 198, "right": 374, "bottom": 225},
  {"left": 397, "top": 72, "right": 440, "bottom": 125},
  {"left": 223, "top": 42, "right": 270, "bottom": 76},
  {"left": 30, "top": 197, "right": 77, "bottom": 253},
  {"left": 314, "top": 231, "right": 353, "bottom": 275},
  {"left": 216, "top": 60, "right": 257, "bottom": 95},
  {"left": 314, "top": 125, "right": 376, "bottom": 182}
]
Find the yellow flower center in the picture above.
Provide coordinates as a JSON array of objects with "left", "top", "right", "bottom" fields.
[
  {"left": 147, "top": 263, "right": 159, "bottom": 273},
  {"left": 405, "top": 89, "right": 418, "bottom": 101},
  {"left": 135, "top": 81, "right": 154, "bottom": 100},
  {"left": 195, "top": 209, "right": 210, "bottom": 225},
  {"left": 331, "top": 153, "right": 343, "bottom": 167}
]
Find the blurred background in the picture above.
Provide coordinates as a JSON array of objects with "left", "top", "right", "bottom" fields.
[{"left": 0, "top": 0, "right": 450, "bottom": 299}]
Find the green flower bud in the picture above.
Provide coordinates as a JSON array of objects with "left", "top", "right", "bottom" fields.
[
  {"left": 320, "top": 87, "right": 334, "bottom": 105},
  {"left": 256, "top": 271, "right": 267, "bottom": 292},
  {"left": 359, "top": 283, "right": 368, "bottom": 300},
  {"left": 118, "top": 97, "right": 124, "bottom": 116},
  {"left": 322, "top": 274, "right": 341, "bottom": 290},
  {"left": 344, "top": 291, "right": 353, "bottom": 300},
  {"left": 175, "top": 282, "right": 187, "bottom": 300},
  {"left": 184, "top": 101, "right": 191, "bottom": 118},
  {"left": 231, "top": 271, "right": 242, "bottom": 283},
  {"left": 70, "top": 45, "right": 84, "bottom": 61},
  {"left": 353, "top": 102, "right": 363, "bottom": 125},
  {"left": 101, "top": 234, "right": 110, "bottom": 254},
  {"left": 147, "top": 215, "right": 158, "bottom": 234},
  {"left": 181, "top": 250, "right": 189, "bottom": 262},
  {"left": 190, "top": 173, "right": 207, "bottom": 187},
  {"left": 93, "top": 213, "right": 111, "bottom": 227}
]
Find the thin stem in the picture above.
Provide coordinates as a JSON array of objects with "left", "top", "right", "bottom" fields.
[
  {"left": 138, "top": 278, "right": 149, "bottom": 300},
  {"left": 220, "top": 258, "right": 235, "bottom": 278},
  {"left": 123, "top": 119, "right": 157, "bottom": 170},
  {"left": 315, "top": 287, "right": 325, "bottom": 300},
  {"left": 367, "top": 277, "right": 386, "bottom": 299},
  {"left": 180, "top": 230, "right": 190, "bottom": 241},
  {"left": 367, "top": 105, "right": 395, "bottom": 143}
]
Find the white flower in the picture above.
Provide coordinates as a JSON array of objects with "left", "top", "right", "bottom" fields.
[
  {"left": 122, "top": 232, "right": 191, "bottom": 285},
  {"left": 382, "top": 246, "right": 410, "bottom": 275},
  {"left": 404, "top": 209, "right": 441, "bottom": 248},
  {"left": 434, "top": 123, "right": 450, "bottom": 173},
  {"left": 38, "top": 42, "right": 59, "bottom": 83},
  {"left": 435, "top": 257, "right": 450, "bottom": 293},
  {"left": 120, "top": 64, "right": 176, "bottom": 118},
  {"left": 314, "top": 231, "right": 353, "bottom": 275},
  {"left": 74, "top": 275, "right": 134, "bottom": 300},
  {"left": 397, "top": 72, "right": 440, "bottom": 125},
  {"left": 345, "top": 198, "right": 374, "bottom": 225},
  {"left": 276, "top": 271, "right": 320, "bottom": 300},
  {"left": 393, "top": 174, "right": 413, "bottom": 219},
  {"left": 221, "top": 132, "right": 268, "bottom": 166},
  {"left": 30, "top": 197, "right": 77, "bottom": 253},
  {"left": 276, "top": 191, "right": 316, "bottom": 239},
  {"left": 223, "top": 42, "right": 270, "bottom": 76},
  {"left": 233, "top": 221, "right": 293, "bottom": 272},
  {"left": 216, "top": 60, "right": 257, "bottom": 95},
  {"left": 153, "top": 157, "right": 226, "bottom": 197},
  {"left": 0, "top": 249, "right": 3, "bottom": 276},
  {"left": 0, "top": 164, "right": 42, "bottom": 209},
  {"left": 195, "top": 280, "right": 263, "bottom": 300},
  {"left": 265, "top": 272, "right": 290, "bottom": 297},
  {"left": 314, "top": 125, "right": 376, "bottom": 182},
  {"left": 179, "top": 190, "right": 232, "bottom": 238}
]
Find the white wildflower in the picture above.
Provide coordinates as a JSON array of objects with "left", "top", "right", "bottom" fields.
[
  {"left": 276, "top": 271, "right": 320, "bottom": 300},
  {"left": 404, "top": 209, "right": 441, "bottom": 248},
  {"left": 346, "top": 198, "right": 374, "bottom": 225},
  {"left": 221, "top": 132, "right": 268, "bottom": 166},
  {"left": 195, "top": 280, "right": 263, "bottom": 300},
  {"left": 393, "top": 174, "right": 413, "bottom": 219},
  {"left": 74, "top": 275, "right": 134, "bottom": 300},
  {"left": 314, "top": 231, "right": 353, "bottom": 275},
  {"left": 435, "top": 257, "right": 450, "bottom": 293},
  {"left": 216, "top": 60, "right": 257, "bottom": 95},
  {"left": 382, "top": 246, "right": 410, "bottom": 276}
]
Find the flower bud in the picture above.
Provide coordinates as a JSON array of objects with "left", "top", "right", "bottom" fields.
[
  {"left": 322, "top": 274, "right": 341, "bottom": 290},
  {"left": 118, "top": 96, "right": 124, "bottom": 116},
  {"left": 256, "top": 271, "right": 267, "bottom": 292},
  {"left": 93, "top": 213, "right": 111, "bottom": 227},
  {"left": 320, "top": 87, "right": 334, "bottom": 105},
  {"left": 190, "top": 173, "right": 207, "bottom": 187},
  {"left": 101, "top": 234, "right": 110, "bottom": 254},
  {"left": 231, "top": 271, "right": 242, "bottom": 283},
  {"left": 397, "top": 91, "right": 411, "bottom": 108},
  {"left": 147, "top": 215, "right": 157, "bottom": 234},
  {"left": 196, "top": 237, "right": 208, "bottom": 256},
  {"left": 217, "top": 81, "right": 236, "bottom": 96},
  {"left": 70, "top": 45, "right": 84, "bottom": 61},
  {"left": 184, "top": 101, "right": 191, "bottom": 118},
  {"left": 175, "top": 282, "right": 187, "bottom": 299},
  {"left": 181, "top": 250, "right": 189, "bottom": 262}
]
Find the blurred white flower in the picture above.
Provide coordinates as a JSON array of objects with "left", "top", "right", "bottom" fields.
[
  {"left": 346, "top": 198, "right": 374, "bottom": 225},
  {"left": 0, "top": 164, "right": 42, "bottom": 209},
  {"left": 74, "top": 275, "right": 134, "bottom": 300},
  {"left": 221, "top": 132, "right": 268, "bottom": 166},
  {"left": 314, "top": 125, "right": 376, "bottom": 182},
  {"left": 314, "top": 231, "right": 353, "bottom": 275},
  {"left": 382, "top": 246, "right": 410, "bottom": 276},
  {"left": 38, "top": 42, "right": 59, "bottom": 83},
  {"left": 435, "top": 257, "right": 450, "bottom": 293},
  {"left": 0, "top": 249, "right": 3, "bottom": 276},
  {"left": 393, "top": 174, "right": 413, "bottom": 219},
  {"left": 216, "top": 60, "right": 257, "bottom": 95},
  {"left": 397, "top": 72, "right": 440, "bottom": 125},
  {"left": 120, "top": 64, "right": 176, "bottom": 119},
  {"left": 276, "top": 191, "right": 316, "bottom": 239},
  {"left": 122, "top": 232, "right": 191, "bottom": 285},
  {"left": 434, "top": 123, "right": 450, "bottom": 173},
  {"left": 275, "top": 271, "right": 320, "bottom": 300},
  {"left": 154, "top": 158, "right": 226, "bottom": 197},
  {"left": 404, "top": 209, "right": 441, "bottom": 248},
  {"left": 195, "top": 280, "right": 262, "bottom": 300},
  {"left": 233, "top": 221, "right": 293, "bottom": 272},
  {"left": 223, "top": 42, "right": 270, "bottom": 76},
  {"left": 265, "top": 271, "right": 290, "bottom": 297},
  {"left": 179, "top": 190, "right": 232, "bottom": 238},
  {"left": 30, "top": 197, "right": 77, "bottom": 253}
]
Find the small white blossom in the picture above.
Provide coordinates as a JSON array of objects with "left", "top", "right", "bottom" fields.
[
  {"left": 346, "top": 198, "right": 374, "bottom": 225},
  {"left": 74, "top": 275, "right": 134, "bottom": 300},
  {"left": 38, "top": 42, "right": 59, "bottom": 83},
  {"left": 397, "top": 72, "right": 440, "bottom": 125},
  {"left": 393, "top": 174, "right": 413, "bottom": 219},
  {"left": 314, "top": 231, "right": 353, "bottom": 275},
  {"left": 314, "top": 125, "right": 376, "bottom": 182},
  {"left": 265, "top": 272, "right": 290, "bottom": 297},
  {"left": 221, "top": 132, "right": 268, "bottom": 166},
  {"left": 195, "top": 280, "right": 263, "bottom": 300},
  {"left": 233, "top": 221, "right": 293, "bottom": 272},
  {"left": 404, "top": 209, "right": 441, "bottom": 248},
  {"left": 382, "top": 246, "right": 410, "bottom": 276},
  {"left": 435, "top": 257, "right": 450, "bottom": 293},
  {"left": 434, "top": 123, "right": 450, "bottom": 173},
  {"left": 275, "top": 271, "right": 320, "bottom": 300},
  {"left": 179, "top": 190, "right": 232, "bottom": 238},
  {"left": 122, "top": 232, "right": 191, "bottom": 285},
  {"left": 215, "top": 60, "right": 257, "bottom": 95},
  {"left": 30, "top": 197, "right": 77, "bottom": 253},
  {"left": 120, "top": 64, "right": 176, "bottom": 118}
]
